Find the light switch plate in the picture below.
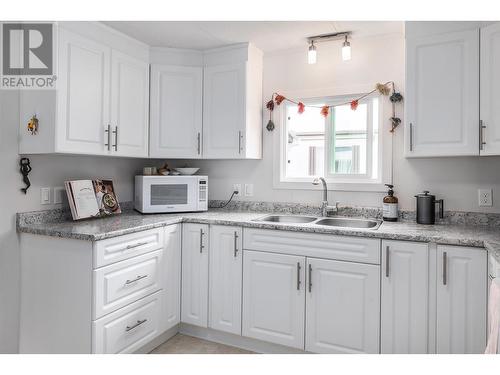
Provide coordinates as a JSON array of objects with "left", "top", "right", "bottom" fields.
[
  {"left": 54, "top": 187, "right": 65, "bottom": 204},
  {"left": 478, "top": 189, "right": 493, "bottom": 207},
  {"left": 40, "top": 187, "right": 51, "bottom": 205},
  {"left": 233, "top": 184, "right": 241, "bottom": 196},
  {"left": 245, "top": 184, "right": 254, "bottom": 197}
]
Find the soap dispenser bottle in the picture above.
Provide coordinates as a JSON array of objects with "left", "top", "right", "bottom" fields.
[{"left": 383, "top": 184, "right": 398, "bottom": 222}]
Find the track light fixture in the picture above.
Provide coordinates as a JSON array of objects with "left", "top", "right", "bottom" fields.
[{"left": 306, "top": 31, "right": 352, "bottom": 64}]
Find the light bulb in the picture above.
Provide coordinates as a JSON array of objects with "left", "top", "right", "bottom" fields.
[
  {"left": 342, "top": 36, "right": 351, "bottom": 61},
  {"left": 308, "top": 42, "right": 317, "bottom": 64}
]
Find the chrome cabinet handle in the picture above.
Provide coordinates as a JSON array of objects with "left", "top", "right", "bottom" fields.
[
  {"left": 480, "top": 120, "right": 486, "bottom": 150},
  {"left": 199, "top": 228, "right": 204, "bottom": 253},
  {"left": 296, "top": 262, "right": 301, "bottom": 290},
  {"left": 409, "top": 123, "right": 413, "bottom": 152},
  {"left": 125, "top": 241, "right": 149, "bottom": 250},
  {"left": 308, "top": 264, "right": 312, "bottom": 293},
  {"left": 238, "top": 131, "right": 243, "bottom": 154},
  {"left": 234, "top": 231, "right": 239, "bottom": 258},
  {"left": 125, "top": 319, "right": 147, "bottom": 332},
  {"left": 443, "top": 251, "right": 447, "bottom": 285},
  {"left": 113, "top": 126, "right": 118, "bottom": 151},
  {"left": 385, "top": 246, "right": 390, "bottom": 278},
  {"left": 104, "top": 124, "right": 111, "bottom": 151},
  {"left": 197, "top": 132, "right": 201, "bottom": 155},
  {"left": 125, "top": 274, "right": 148, "bottom": 285}
]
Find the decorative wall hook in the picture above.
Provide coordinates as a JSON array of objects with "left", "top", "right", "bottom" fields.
[
  {"left": 27, "top": 114, "right": 39, "bottom": 135},
  {"left": 20, "top": 158, "right": 32, "bottom": 194}
]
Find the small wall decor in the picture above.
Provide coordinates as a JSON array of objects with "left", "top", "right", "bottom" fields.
[
  {"left": 19, "top": 158, "right": 32, "bottom": 194},
  {"left": 27, "top": 114, "right": 39, "bottom": 135},
  {"left": 265, "top": 81, "right": 403, "bottom": 133}
]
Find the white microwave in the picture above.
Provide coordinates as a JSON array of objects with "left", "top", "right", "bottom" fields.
[{"left": 134, "top": 175, "right": 208, "bottom": 213}]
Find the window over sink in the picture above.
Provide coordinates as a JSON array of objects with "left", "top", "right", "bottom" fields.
[{"left": 274, "top": 93, "right": 391, "bottom": 192}]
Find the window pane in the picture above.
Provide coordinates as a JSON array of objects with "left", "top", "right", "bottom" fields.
[
  {"left": 330, "top": 103, "right": 368, "bottom": 175},
  {"left": 285, "top": 102, "right": 325, "bottom": 178}
]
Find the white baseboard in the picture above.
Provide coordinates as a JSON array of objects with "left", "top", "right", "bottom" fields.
[{"left": 179, "top": 323, "right": 308, "bottom": 354}]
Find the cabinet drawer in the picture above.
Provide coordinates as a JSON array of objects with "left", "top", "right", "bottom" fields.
[
  {"left": 243, "top": 228, "right": 380, "bottom": 264},
  {"left": 93, "top": 228, "right": 164, "bottom": 268},
  {"left": 93, "top": 250, "right": 163, "bottom": 319},
  {"left": 92, "top": 291, "right": 162, "bottom": 354}
]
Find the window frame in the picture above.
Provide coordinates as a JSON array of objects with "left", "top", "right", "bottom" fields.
[{"left": 273, "top": 89, "right": 392, "bottom": 192}]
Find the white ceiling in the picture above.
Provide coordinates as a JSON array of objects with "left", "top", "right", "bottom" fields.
[{"left": 103, "top": 21, "right": 403, "bottom": 52}]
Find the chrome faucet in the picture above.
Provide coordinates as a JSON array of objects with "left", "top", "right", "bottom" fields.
[{"left": 312, "top": 177, "right": 338, "bottom": 217}]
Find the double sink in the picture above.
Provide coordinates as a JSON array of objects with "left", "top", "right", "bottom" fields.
[{"left": 253, "top": 214, "right": 381, "bottom": 230}]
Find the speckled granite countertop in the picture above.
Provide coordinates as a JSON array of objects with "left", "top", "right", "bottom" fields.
[{"left": 16, "top": 208, "right": 500, "bottom": 261}]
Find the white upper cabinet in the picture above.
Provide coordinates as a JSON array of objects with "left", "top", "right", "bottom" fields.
[
  {"left": 110, "top": 50, "right": 149, "bottom": 157},
  {"left": 209, "top": 225, "right": 243, "bottom": 335},
  {"left": 242, "top": 250, "right": 305, "bottom": 349},
  {"left": 19, "top": 23, "right": 149, "bottom": 157},
  {"left": 405, "top": 27, "right": 479, "bottom": 157},
  {"left": 436, "top": 245, "right": 487, "bottom": 354},
  {"left": 480, "top": 23, "right": 500, "bottom": 155},
  {"left": 203, "top": 44, "right": 263, "bottom": 159},
  {"left": 149, "top": 64, "right": 203, "bottom": 158},
  {"left": 56, "top": 27, "right": 111, "bottom": 155},
  {"left": 305, "top": 258, "right": 380, "bottom": 354},
  {"left": 381, "top": 240, "right": 429, "bottom": 354}
]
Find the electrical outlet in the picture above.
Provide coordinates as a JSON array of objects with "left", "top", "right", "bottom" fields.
[
  {"left": 245, "top": 184, "right": 254, "bottom": 197},
  {"left": 478, "top": 189, "right": 493, "bottom": 207},
  {"left": 40, "top": 187, "right": 51, "bottom": 205},
  {"left": 54, "top": 187, "right": 65, "bottom": 204},
  {"left": 233, "top": 184, "right": 241, "bottom": 196}
]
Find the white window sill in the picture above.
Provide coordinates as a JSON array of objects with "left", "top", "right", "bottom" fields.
[{"left": 273, "top": 179, "right": 388, "bottom": 192}]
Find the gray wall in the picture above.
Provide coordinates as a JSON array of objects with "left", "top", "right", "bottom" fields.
[{"left": 0, "top": 90, "right": 148, "bottom": 352}]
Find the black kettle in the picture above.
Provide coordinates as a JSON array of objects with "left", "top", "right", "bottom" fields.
[{"left": 415, "top": 191, "right": 444, "bottom": 224}]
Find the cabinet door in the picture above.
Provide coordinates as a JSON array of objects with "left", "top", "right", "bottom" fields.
[
  {"left": 381, "top": 240, "right": 429, "bottom": 353},
  {"left": 242, "top": 250, "right": 305, "bottom": 349},
  {"left": 436, "top": 245, "right": 487, "bottom": 353},
  {"left": 405, "top": 29, "right": 479, "bottom": 157},
  {"left": 181, "top": 223, "right": 209, "bottom": 327},
  {"left": 150, "top": 65, "right": 203, "bottom": 158},
  {"left": 56, "top": 28, "right": 110, "bottom": 155},
  {"left": 110, "top": 50, "right": 149, "bottom": 157},
  {"left": 209, "top": 225, "right": 243, "bottom": 335},
  {"left": 163, "top": 224, "right": 181, "bottom": 331},
  {"left": 203, "top": 63, "right": 246, "bottom": 159},
  {"left": 480, "top": 23, "right": 500, "bottom": 155},
  {"left": 305, "top": 258, "right": 380, "bottom": 354}
]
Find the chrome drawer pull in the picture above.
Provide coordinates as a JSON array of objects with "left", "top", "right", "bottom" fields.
[
  {"left": 125, "top": 275, "right": 148, "bottom": 285},
  {"left": 125, "top": 319, "right": 147, "bottom": 332},
  {"left": 443, "top": 251, "right": 447, "bottom": 286},
  {"left": 199, "top": 228, "right": 205, "bottom": 253},
  {"left": 296, "top": 262, "right": 301, "bottom": 290},
  {"left": 308, "top": 264, "right": 313, "bottom": 293},
  {"left": 125, "top": 241, "right": 149, "bottom": 250},
  {"left": 234, "top": 231, "right": 239, "bottom": 257}
]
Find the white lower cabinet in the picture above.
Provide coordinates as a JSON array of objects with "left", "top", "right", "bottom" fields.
[
  {"left": 381, "top": 240, "right": 429, "bottom": 354},
  {"left": 181, "top": 223, "right": 209, "bottom": 327},
  {"left": 436, "top": 245, "right": 487, "bottom": 353},
  {"left": 209, "top": 225, "right": 243, "bottom": 335},
  {"left": 163, "top": 224, "right": 182, "bottom": 331},
  {"left": 305, "top": 258, "right": 380, "bottom": 354},
  {"left": 242, "top": 250, "right": 306, "bottom": 349},
  {"left": 93, "top": 291, "right": 162, "bottom": 354}
]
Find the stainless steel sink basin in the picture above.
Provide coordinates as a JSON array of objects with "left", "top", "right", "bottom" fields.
[
  {"left": 315, "top": 217, "right": 380, "bottom": 229},
  {"left": 254, "top": 215, "right": 318, "bottom": 224}
]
